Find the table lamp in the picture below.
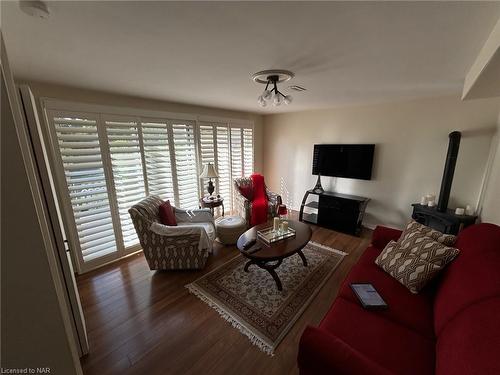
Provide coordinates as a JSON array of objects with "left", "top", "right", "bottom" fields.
[{"left": 199, "top": 163, "right": 219, "bottom": 197}]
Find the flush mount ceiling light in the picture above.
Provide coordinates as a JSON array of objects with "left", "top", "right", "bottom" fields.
[{"left": 252, "top": 70, "right": 295, "bottom": 107}]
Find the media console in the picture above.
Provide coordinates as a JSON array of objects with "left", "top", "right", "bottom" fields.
[{"left": 299, "top": 190, "right": 369, "bottom": 236}]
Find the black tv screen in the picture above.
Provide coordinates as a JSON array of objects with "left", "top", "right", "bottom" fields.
[{"left": 312, "top": 144, "right": 375, "bottom": 180}]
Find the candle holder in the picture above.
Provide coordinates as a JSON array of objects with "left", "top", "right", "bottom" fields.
[
  {"left": 278, "top": 204, "right": 288, "bottom": 220},
  {"left": 276, "top": 204, "right": 288, "bottom": 234}
]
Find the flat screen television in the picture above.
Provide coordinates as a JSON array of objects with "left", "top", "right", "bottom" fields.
[{"left": 312, "top": 144, "right": 375, "bottom": 180}]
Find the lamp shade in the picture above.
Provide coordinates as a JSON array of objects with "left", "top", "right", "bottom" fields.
[{"left": 199, "top": 163, "right": 219, "bottom": 179}]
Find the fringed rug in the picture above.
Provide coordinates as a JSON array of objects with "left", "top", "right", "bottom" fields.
[{"left": 186, "top": 241, "right": 346, "bottom": 355}]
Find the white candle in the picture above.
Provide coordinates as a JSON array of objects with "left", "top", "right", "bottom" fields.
[
  {"left": 455, "top": 207, "right": 465, "bottom": 215},
  {"left": 420, "top": 196, "right": 427, "bottom": 205},
  {"left": 281, "top": 221, "right": 289, "bottom": 233},
  {"left": 273, "top": 217, "right": 280, "bottom": 232},
  {"left": 465, "top": 205, "right": 474, "bottom": 216}
]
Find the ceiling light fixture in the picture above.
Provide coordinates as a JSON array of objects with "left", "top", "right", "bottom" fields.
[{"left": 252, "top": 70, "right": 294, "bottom": 107}]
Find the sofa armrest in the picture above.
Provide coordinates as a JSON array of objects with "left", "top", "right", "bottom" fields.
[
  {"left": 298, "top": 326, "right": 394, "bottom": 375},
  {"left": 150, "top": 222, "right": 204, "bottom": 237},
  {"left": 371, "top": 226, "right": 403, "bottom": 249}
]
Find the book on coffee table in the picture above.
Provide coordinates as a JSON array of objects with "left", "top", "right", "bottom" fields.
[{"left": 257, "top": 226, "right": 296, "bottom": 245}]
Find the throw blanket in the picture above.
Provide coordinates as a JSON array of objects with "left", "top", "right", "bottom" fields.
[
  {"left": 250, "top": 173, "right": 268, "bottom": 226},
  {"left": 150, "top": 222, "right": 213, "bottom": 252}
]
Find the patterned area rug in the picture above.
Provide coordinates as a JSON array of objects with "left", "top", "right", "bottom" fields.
[{"left": 186, "top": 241, "right": 346, "bottom": 355}]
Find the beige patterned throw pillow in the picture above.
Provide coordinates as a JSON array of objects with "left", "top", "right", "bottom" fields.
[
  {"left": 400, "top": 220, "right": 456, "bottom": 246},
  {"left": 375, "top": 239, "right": 459, "bottom": 294},
  {"left": 397, "top": 235, "right": 458, "bottom": 267}
]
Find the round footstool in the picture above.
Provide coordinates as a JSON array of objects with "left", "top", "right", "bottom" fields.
[{"left": 215, "top": 216, "right": 247, "bottom": 245}]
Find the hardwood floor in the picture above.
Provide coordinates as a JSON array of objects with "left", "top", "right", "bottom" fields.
[{"left": 77, "top": 220, "right": 371, "bottom": 375}]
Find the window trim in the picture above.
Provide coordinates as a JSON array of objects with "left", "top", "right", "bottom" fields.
[{"left": 41, "top": 98, "right": 254, "bottom": 128}]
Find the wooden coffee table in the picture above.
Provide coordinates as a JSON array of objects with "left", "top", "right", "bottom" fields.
[{"left": 236, "top": 220, "right": 312, "bottom": 291}]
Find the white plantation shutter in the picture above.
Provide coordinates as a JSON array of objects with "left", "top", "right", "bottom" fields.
[
  {"left": 216, "top": 126, "right": 232, "bottom": 210},
  {"left": 243, "top": 128, "right": 254, "bottom": 176},
  {"left": 230, "top": 127, "right": 243, "bottom": 179},
  {"left": 172, "top": 122, "right": 199, "bottom": 209},
  {"left": 198, "top": 124, "right": 215, "bottom": 167},
  {"left": 105, "top": 118, "right": 146, "bottom": 248},
  {"left": 198, "top": 123, "right": 234, "bottom": 211},
  {"left": 229, "top": 126, "right": 254, "bottom": 209},
  {"left": 141, "top": 120, "right": 175, "bottom": 202},
  {"left": 198, "top": 124, "right": 216, "bottom": 200},
  {"left": 52, "top": 115, "right": 117, "bottom": 263}
]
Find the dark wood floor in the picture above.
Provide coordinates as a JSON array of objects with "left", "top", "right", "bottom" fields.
[{"left": 77, "top": 219, "right": 371, "bottom": 375}]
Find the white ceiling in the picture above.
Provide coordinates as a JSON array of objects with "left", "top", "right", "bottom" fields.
[{"left": 2, "top": 1, "right": 500, "bottom": 114}]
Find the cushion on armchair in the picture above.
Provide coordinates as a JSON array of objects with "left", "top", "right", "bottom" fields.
[
  {"left": 159, "top": 200, "right": 177, "bottom": 226},
  {"left": 150, "top": 222, "right": 214, "bottom": 252}
]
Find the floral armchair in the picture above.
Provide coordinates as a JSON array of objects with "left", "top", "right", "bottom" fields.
[
  {"left": 129, "top": 195, "right": 215, "bottom": 270},
  {"left": 233, "top": 176, "right": 282, "bottom": 227}
]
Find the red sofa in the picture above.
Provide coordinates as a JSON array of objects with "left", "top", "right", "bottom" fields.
[{"left": 298, "top": 223, "right": 500, "bottom": 375}]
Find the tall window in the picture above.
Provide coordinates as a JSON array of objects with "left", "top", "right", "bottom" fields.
[
  {"left": 141, "top": 120, "right": 175, "bottom": 202},
  {"left": 46, "top": 107, "right": 253, "bottom": 272},
  {"left": 216, "top": 126, "right": 232, "bottom": 208},
  {"left": 172, "top": 122, "right": 199, "bottom": 209},
  {"left": 104, "top": 117, "right": 146, "bottom": 248},
  {"left": 198, "top": 123, "right": 253, "bottom": 211},
  {"left": 50, "top": 112, "right": 117, "bottom": 264}
]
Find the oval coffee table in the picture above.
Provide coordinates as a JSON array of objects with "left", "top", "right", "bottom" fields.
[{"left": 236, "top": 220, "right": 312, "bottom": 291}]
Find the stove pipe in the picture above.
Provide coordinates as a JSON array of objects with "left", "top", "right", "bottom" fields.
[{"left": 437, "top": 131, "right": 461, "bottom": 212}]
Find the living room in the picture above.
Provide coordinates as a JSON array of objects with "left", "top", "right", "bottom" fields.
[{"left": 2, "top": 1, "right": 500, "bottom": 375}]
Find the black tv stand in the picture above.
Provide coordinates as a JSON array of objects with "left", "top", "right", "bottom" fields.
[{"left": 299, "top": 190, "right": 370, "bottom": 236}]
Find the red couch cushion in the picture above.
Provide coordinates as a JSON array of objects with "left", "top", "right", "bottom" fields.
[
  {"left": 158, "top": 200, "right": 177, "bottom": 226},
  {"left": 338, "top": 246, "right": 436, "bottom": 339},
  {"left": 298, "top": 326, "right": 393, "bottom": 375},
  {"left": 371, "top": 225, "right": 403, "bottom": 249},
  {"left": 436, "top": 297, "right": 500, "bottom": 375},
  {"left": 320, "top": 297, "right": 435, "bottom": 375},
  {"left": 433, "top": 223, "right": 500, "bottom": 335}
]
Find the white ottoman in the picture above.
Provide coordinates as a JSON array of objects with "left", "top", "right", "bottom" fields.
[{"left": 215, "top": 216, "right": 247, "bottom": 245}]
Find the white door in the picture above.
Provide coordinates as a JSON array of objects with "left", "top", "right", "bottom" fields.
[{"left": 18, "top": 85, "right": 89, "bottom": 356}]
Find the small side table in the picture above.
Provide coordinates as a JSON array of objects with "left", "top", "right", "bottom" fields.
[{"left": 199, "top": 196, "right": 224, "bottom": 216}]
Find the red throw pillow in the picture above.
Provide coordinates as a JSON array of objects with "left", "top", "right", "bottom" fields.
[{"left": 159, "top": 200, "right": 177, "bottom": 226}]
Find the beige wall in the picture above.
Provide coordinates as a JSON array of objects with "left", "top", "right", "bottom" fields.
[
  {"left": 23, "top": 81, "right": 265, "bottom": 173},
  {"left": 481, "top": 112, "right": 500, "bottom": 224},
  {"left": 263, "top": 96, "right": 500, "bottom": 229}
]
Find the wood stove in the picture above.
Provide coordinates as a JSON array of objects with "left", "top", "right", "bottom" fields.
[{"left": 411, "top": 131, "right": 477, "bottom": 235}]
